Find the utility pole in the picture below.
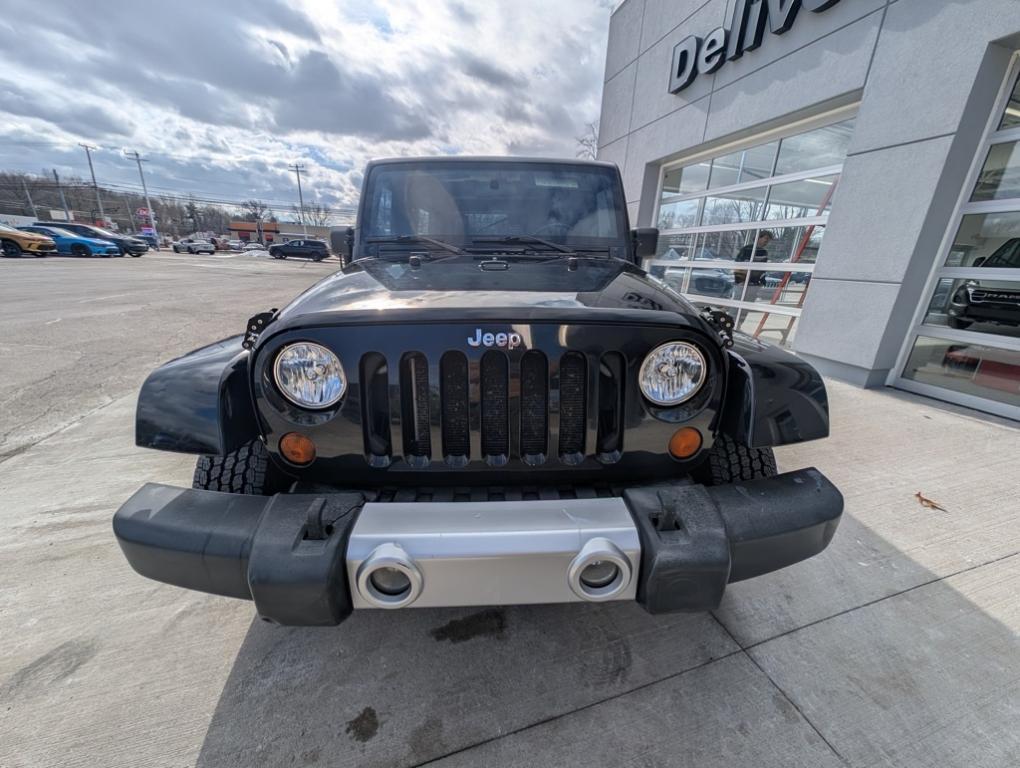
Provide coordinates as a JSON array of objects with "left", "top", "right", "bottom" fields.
[
  {"left": 126, "top": 150, "right": 158, "bottom": 241},
  {"left": 79, "top": 144, "right": 105, "bottom": 224},
  {"left": 52, "top": 169, "right": 71, "bottom": 222},
  {"left": 289, "top": 163, "right": 308, "bottom": 235},
  {"left": 22, "top": 178, "right": 37, "bottom": 218}
]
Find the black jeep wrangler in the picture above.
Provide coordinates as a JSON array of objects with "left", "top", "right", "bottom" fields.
[{"left": 114, "top": 157, "right": 842, "bottom": 627}]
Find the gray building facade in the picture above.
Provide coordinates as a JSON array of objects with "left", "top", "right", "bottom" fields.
[{"left": 598, "top": 0, "right": 1020, "bottom": 420}]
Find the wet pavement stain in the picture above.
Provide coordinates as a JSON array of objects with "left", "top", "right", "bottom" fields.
[
  {"left": 429, "top": 608, "right": 506, "bottom": 644},
  {"left": 345, "top": 707, "right": 379, "bottom": 743}
]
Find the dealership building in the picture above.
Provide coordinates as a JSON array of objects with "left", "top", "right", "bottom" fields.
[{"left": 598, "top": 0, "right": 1020, "bottom": 419}]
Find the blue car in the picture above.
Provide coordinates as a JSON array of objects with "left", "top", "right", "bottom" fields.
[{"left": 18, "top": 225, "right": 121, "bottom": 257}]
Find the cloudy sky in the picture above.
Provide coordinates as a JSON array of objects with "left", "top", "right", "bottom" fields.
[{"left": 0, "top": 0, "right": 614, "bottom": 217}]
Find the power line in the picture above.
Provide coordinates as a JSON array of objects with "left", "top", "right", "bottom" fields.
[
  {"left": 125, "top": 150, "right": 159, "bottom": 242},
  {"left": 289, "top": 163, "right": 307, "bottom": 235},
  {"left": 7, "top": 178, "right": 357, "bottom": 214},
  {"left": 79, "top": 144, "right": 105, "bottom": 223}
]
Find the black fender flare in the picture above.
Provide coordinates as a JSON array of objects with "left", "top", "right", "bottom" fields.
[
  {"left": 135, "top": 335, "right": 259, "bottom": 455},
  {"left": 719, "top": 338, "right": 830, "bottom": 449}
]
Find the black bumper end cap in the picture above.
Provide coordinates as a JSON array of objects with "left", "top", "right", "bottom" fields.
[
  {"left": 625, "top": 468, "right": 843, "bottom": 614},
  {"left": 113, "top": 484, "right": 363, "bottom": 626}
]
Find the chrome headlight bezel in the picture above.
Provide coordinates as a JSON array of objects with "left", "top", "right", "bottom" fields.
[
  {"left": 273, "top": 342, "right": 347, "bottom": 410},
  {"left": 638, "top": 341, "right": 707, "bottom": 407}
]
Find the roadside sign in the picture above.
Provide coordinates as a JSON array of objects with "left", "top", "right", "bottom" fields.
[
  {"left": 141, "top": 226, "right": 155, "bottom": 235},
  {"left": 136, "top": 207, "right": 149, "bottom": 218}
]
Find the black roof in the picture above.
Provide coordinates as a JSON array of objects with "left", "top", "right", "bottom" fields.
[{"left": 366, "top": 155, "right": 617, "bottom": 170}]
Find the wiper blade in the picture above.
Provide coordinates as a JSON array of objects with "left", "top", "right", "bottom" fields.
[
  {"left": 366, "top": 234, "right": 465, "bottom": 254},
  {"left": 471, "top": 235, "right": 576, "bottom": 255}
]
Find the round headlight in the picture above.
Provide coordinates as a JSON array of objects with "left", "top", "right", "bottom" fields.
[
  {"left": 274, "top": 342, "right": 346, "bottom": 409},
  {"left": 639, "top": 342, "right": 706, "bottom": 406}
]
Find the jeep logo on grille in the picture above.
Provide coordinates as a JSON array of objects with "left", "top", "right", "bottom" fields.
[{"left": 467, "top": 328, "right": 523, "bottom": 350}]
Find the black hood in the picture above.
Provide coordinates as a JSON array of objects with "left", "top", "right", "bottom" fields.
[{"left": 269, "top": 256, "right": 705, "bottom": 334}]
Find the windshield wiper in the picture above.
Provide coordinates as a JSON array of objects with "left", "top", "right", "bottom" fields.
[
  {"left": 366, "top": 234, "right": 465, "bottom": 254},
  {"left": 470, "top": 235, "right": 576, "bottom": 255}
]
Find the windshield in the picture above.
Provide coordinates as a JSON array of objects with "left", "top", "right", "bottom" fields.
[
  {"left": 88, "top": 227, "right": 121, "bottom": 238},
  {"left": 361, "top": 161, "right": 627, "bottom": 257},
  {"left": 982, "top": 238, "right": 1020, "bottom": 268}
]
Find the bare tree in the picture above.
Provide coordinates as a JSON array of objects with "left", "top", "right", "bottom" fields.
[
  {"left": 241, "top": 199, "right": 269, "bottom": 222},
  {"left": 292, "top": 202, "right": 333, "bottom": 227},
  {"left": 576, "top": 121, "right": 600, "bottom": 160}
]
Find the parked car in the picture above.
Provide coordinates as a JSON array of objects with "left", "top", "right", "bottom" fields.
[
  {"left": 268, "top": 238, "right": 330, "bottom": 261},
  {"left": 18, "top": 225, "right": 120, "bottom": 257},
  {"left": 0, "top": 222, "right": 56, "bottom": 257},
  {"left": 172, "top": 238, "right": 216, "bottom": 254},
  {"left": 242, "top": 241, "right": 266, "bottom": 251},
  {"left": 113, "top": 156, "right": 843, "bottom": 628},
  {"left": 39, "top": 222, "right": 147, "bottom": 257},
  {"left": 947, "top": 237, "right": 1020, "bottom": 330},
  {"left": 228, "top": 240, "right": 245, "bottom": 251}
]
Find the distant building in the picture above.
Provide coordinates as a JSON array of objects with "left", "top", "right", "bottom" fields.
[{"left": 228, "top": 220, "right": 280, "bottom": 243}]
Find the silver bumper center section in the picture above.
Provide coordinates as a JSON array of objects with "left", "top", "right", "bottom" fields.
[{"left": 346, "top": 498, "right": 641, "bottom": 609}]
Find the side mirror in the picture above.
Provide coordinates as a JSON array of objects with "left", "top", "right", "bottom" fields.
[
  {"left": 972, "top": 256, "right": 987, "bottom": 268},
  {"left": 632, "top": 227, "right": 659, "bottom": 259},
  {"left": 332, "top": 226, "right": 355, "bottom": 265}
]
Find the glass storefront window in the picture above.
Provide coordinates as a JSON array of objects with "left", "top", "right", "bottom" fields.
[
  {"left": 687, "top": 267, "right": 744, "bottom": 301},
  {"left": 999, "top": 72, "right": 1020, "bottom": 130},
  {"left": 774, "top": 119, "right": 856, "bottom": 176},
  {"left": 701, "top": 187, "right": 768, "bottom": 225},
  {"left": 657, "top": 198, "right": 700, "bottom": 230},
  {"left": 764, "top": 175, "right": 838, "bottom": 220},
  {"left": 971, "top": 140, "right": 1020, "bottom": 201},
  {"left": 923, "top": 278, "right": 1020, "bottom": 339},
  {"left": 661, "top": 163, "right": 710, "bottom": 197},
  {"left": 652, "top": 114, "right": 854, "bottom": 348},
  {"left": 899, "top": 61, "right": 1020, "bottom": 418},
  {"left": 942, "top": 211, "right": 1020, "bottom": 268},
  {"left": 743, "top": 271, "right": 811, "bottom": 308},
  {"left": 708, "top": 142, "right": 779, "bottom": 189},
  {"left": 698, "top": 229, "right": 756, "bottom": 262},
  {"left": 654, "top": 232, "right": 697, "bottom": 261},
  {"left": 903, "top": 336, "right": 1020, "bottom": 408},
  {"left": 736, "top": 309, "right": 799, "bottom": 345}
]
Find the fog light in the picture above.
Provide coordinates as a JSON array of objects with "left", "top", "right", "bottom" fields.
[
  {"left": 369, "top": 567, "right": 411, "bottom": 597},
  {"left": 356, "top": 543, "right": 424, "bottom": 609},
  {"left": 580, "top": 560, "right": 619, "bottom": 589},
  {"left": 668, "top": 427, "right": 702, "bottom": 459},
  {"left": 280, "top": 432, "right": 316, "bottom": 465},
  {"left": 568, "top": 538, "right": 632, "bottom": 602}
]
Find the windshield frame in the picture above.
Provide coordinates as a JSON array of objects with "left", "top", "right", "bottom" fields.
[{"left": 356, "top": 159, "right": 631, "bottom": 261}]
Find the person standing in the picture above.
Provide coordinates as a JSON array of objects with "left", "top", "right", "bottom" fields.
[{"left": 735, "top": 230, "right": 775, "bottom": 289}]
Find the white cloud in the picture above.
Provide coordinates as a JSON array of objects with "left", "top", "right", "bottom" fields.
[{"left": 0, "top": 0, "right": 613, "bottom": 211}]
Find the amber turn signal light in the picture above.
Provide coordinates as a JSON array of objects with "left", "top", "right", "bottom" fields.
[
  {"left": 668, "top": 427, "right": 702, "bottom": 459},
  {"left": 280, "top": 432, "right": 316, "bottom": 465}
]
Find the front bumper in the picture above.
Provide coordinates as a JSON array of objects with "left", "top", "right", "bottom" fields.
[{"left": 113, "top": 468, "right": 842, "bottom": 626}]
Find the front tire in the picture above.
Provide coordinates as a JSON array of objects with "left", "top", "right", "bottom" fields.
[
  {"left": 695, "top": 433, "right": 778, "bottom": 486},
  {"left": 193, "top": 439, "right": 287, "bottom": 495},
  {"left": 71, "top": 244, "right": 89, "bottom": 258},
  {"left": 1, "top": 240, "right": 22, "bottom": 258}
]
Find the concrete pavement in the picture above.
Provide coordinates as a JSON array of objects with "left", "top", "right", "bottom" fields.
[{"left": 1, "top": 253, "right": 1018, "bottom": 767}]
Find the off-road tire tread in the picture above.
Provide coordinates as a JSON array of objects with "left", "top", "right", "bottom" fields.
[
  {"left": 701, "top": 433, "right": 778, "bottom": 485},
  {"left": 193, "top": 439, "right": 270, "bottom": 495}
]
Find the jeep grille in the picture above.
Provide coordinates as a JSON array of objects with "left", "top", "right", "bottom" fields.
[{"left": 359, "top": 349, "right": 621, "bottom": 468}]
